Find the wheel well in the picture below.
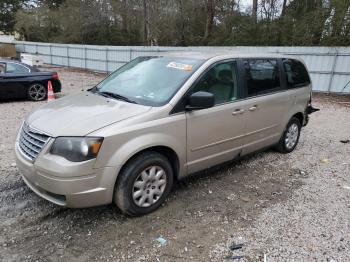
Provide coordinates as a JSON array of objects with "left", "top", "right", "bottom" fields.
[
  {"left": 122, "top": 146, "right": 180, "bottom": 180},
  {"left": 29, "top": 81, "right": 46, "bottom": 86},
  {"left": 292, "top": 112, "right": 304, "bottom": 126}
]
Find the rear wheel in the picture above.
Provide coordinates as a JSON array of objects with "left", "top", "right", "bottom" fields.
[
  {"left": 276, "top": 117, "right": 301, "bottom": 153},
  {"left": 114, "top": 152, "right": 173, "bottom": 216},
  {"left": 27, "top": 83, "right": 47, "bottom": 101}
]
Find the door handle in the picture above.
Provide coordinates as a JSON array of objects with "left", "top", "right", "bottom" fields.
[
  {"left": 232, "top": 109, "right": 245, "bottom": 115},
  {"left": 249, "top": 105, "right": 258, "bottom": 111}
]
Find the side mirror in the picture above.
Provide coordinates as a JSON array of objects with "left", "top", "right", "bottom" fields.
[{"left": 186, "top": 91, "right": 215, "bottom": 110}]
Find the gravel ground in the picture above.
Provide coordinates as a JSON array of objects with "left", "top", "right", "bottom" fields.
[{"left": 0, "top": 66, "right": 349, "bottom": 261}]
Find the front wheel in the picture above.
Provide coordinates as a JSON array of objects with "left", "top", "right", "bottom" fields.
[
  {"left": 275, "top": 117, "right": 301, "bottom": 153},
  {"left": 27, "top": 83, "right": 47, "bottom": 101},
  {"left": 114, "top": 152, "right": 174, "bottom": 216}
]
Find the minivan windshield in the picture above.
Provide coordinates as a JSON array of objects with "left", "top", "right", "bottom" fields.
[{"left": 93, "top": 56, "right": 204, "bottom": 106}]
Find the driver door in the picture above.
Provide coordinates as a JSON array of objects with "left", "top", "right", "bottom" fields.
[
  {"left": 2, "top": 62, "right": 29, "bottom": 99},
  {"left": 186, "top": 60, "right": 250, "bottom": 174}
]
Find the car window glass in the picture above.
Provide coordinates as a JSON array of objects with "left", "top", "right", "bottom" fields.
[
  {"left": 6, "top": 63, "right": 30, "bottom": 74},
  {"left": 96, "top": 56, "right": 204, "bottom": 106},
  {"left": 283, "top": 59, "right": 310, "bottom": 88},
  {"left": 243, "top": 59, "right": 281, "bottom": 97},
  {"left": 192, "top": 61, "right": 238, "bottom": 105},
  {"left": 0, "top": 63, "right": 5, "bottom": 74}
]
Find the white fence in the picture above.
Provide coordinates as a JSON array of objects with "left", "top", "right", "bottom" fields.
[{"left": 15, "top": 41, "right": 350, "bottom": 94}]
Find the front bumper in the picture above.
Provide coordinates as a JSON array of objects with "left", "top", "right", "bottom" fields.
[{"left": 15, "top": 141, "right": 120, "bottom": 208}]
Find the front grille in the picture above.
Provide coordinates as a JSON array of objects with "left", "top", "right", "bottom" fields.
[{"left": 19, "top": 123, "right": 50, "bottom": 161}]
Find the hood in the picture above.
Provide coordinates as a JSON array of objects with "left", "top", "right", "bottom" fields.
[{"left": 26, "top": 92, "right": 151, "bottom": 137}]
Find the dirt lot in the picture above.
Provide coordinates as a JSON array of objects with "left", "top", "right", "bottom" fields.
[{"left": 0, "top": 67, "right": 349, "bottom": 261}]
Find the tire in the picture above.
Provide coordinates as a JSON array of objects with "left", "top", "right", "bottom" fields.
[
  {"left": 114, "top": 151, "right": 174, "bottom": 216},
  {"left": 275, "top": 117, "right": 301, "bottom": 153},
  {"left": 27, "top": 83, "right": 47, "bottom": 101}
]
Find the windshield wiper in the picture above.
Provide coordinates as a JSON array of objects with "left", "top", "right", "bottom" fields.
[{"left": 97, "top": 91, "right": 138, "bottom": 104}]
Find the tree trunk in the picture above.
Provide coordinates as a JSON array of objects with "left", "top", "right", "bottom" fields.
[
  {"left": 252, "top": 0, "right": 258, "bottom": 22},
  {"left": 328, "top": 2, "right": 349, "bottom": 39},
  {"left": 312, "top": 0, "right": 331, "bottom": 45},
  {"left": 281, "top": 0, "right": 287, "bottom": 17},
  {"left": 343, "top": 4, "right": 350, "bottom": 38},
  {"left": 203, "top": 0, "right": 214, "bottom": 43},
  {"left": 143, "top": 0, "right": 150, "bottom": 45},
  {"left": 120, "top": 0, "right": 129, "bottom": 34},
  {"left": 178, "top": 0, "right": 186, "bottom": 46},
  {"left": 277, "top": 0, "right": 288, "bottom": 45}
]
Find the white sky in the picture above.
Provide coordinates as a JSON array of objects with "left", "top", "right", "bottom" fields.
[
  {"left": 238, "top": 0, "right": 253, "bottom": 13},
  {"left": 240, "top": 0, "right": 251, "bottom": 8}
]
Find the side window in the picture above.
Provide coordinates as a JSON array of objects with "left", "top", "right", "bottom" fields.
[
  {"left": 243, "top": 59, "right": 281, "bottom": 97},
  {"left": 0, "top": 63, "right": 5, "bottom": 74},
  {"left": 6, "top": 63, "right": 30, "bottom": 74},
  {"left": 192, "top": 61, "right": 238, "bottom": 105},
  {"left": 283, "top": 59, "right": 310, "bottom": 88}
]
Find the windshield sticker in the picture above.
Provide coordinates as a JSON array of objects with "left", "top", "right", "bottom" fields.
[{"left": 167, "top": 62, "right": 193, "bottom": 71}]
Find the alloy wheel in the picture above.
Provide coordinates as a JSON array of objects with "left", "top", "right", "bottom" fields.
[
  {"left": 132, "top": 165, "right": 167, "bottom": 208},
  {"left": 28, "top": 84, "right": 46, "bottom": 101},
  {"left": 285, "top": 123, "right": 299, "bottom": 149}
]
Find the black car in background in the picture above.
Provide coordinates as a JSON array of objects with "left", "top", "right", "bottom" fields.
[{"left": 0, "top": 60, "right": 61, "bottom": 101}]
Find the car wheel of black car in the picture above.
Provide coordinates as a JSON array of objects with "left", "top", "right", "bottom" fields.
[
  {"left": 27, "top": 83, "right": 47, "bottom": 101},
  {"left": 114, "top": 151, "right": 174, "bottom": 216}
]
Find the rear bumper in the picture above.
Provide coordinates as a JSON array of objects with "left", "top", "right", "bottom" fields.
[
  {"left": 51, "top": 79, "right": 61, "bottom": 93},
  {"left": 304, "top": 105, "right": 320, "bottom": 126},
  {"left": 306, "top": 105, "right": 320, "bottom": 114},
  {"left": 15, "top": 141, "right": 120, "bottom": 208}
]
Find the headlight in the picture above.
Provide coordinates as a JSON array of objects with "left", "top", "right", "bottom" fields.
[{"left": 50, "top": 137, "right": 103, "bottom": 162}]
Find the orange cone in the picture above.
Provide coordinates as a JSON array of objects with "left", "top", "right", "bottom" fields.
[{"left": 47, "top": 81, "right": 55, "bottom": 102}]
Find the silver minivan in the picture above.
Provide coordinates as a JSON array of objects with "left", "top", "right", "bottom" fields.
[{"left": 15, "top": 53, "right": 317, "bottom": 216}]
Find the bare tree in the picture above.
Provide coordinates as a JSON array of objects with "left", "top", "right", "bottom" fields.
[
  {"left": 281, "top": 0, "right": 287, "bottom": 17},
  {"left": 203, "top": 0, "right": 214, "bottom": 43},
  {"left": 13, "top": 0, "right": 350, "bottom": 47},
  {"left": 120, "top": 0, "right": 129, "bottom": 34},
  {"left": 142, "top": 0, "right": 150, "bottom": 45},
  {"left": 177, "top": 0, "right": 186, "bottom": 45},
  {"left": 252, "top": 0, "right": 258, "bottom": 22}
]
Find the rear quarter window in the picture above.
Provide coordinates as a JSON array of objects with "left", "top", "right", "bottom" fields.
[
  {"left": 243, "top": 59, "right": 281, "bottom": 97},
  {"left": 6, "top": 63, "right": 30, "bottom": 74},
  {"left": 283, "top": 59, "right": 310, "bottom": 88}
]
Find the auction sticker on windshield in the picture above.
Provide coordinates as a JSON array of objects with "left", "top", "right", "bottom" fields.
[{"left": 167, "top": 62, "right": 193, "bottom": 71}]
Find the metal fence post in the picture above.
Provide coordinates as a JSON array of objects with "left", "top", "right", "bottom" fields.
[
  {"left": 129, "top": 49, "right": 132, "bottom": 62},
  {"left": 327, "top": 49, "right": 339, "bottom": 93},
  {"left": 49, "top": 44, "right": 52, "bottom": 64},
  {"left": 84, "top": 46, "right": 87, "bottom": 69},
  {"left": 67, "top": 45, "right": 70, "bottom": 67},
  {"left": 105, "top": 47, "right": 108, "bottom": 72}
]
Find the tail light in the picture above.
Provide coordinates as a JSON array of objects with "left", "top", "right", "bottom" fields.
[
  {"left": 307, "top": 92, "right": 312, "bottom": 107},
  {"left": 52, "top": 73, "right": 59, "bottom": 79}
]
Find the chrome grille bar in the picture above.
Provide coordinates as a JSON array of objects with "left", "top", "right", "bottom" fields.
[
  {"left": 18, "top": 123, "right": 50, "bottom": 161},
  {"left": 22, "top": 126, "right": 48, "bottom": 143}
]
